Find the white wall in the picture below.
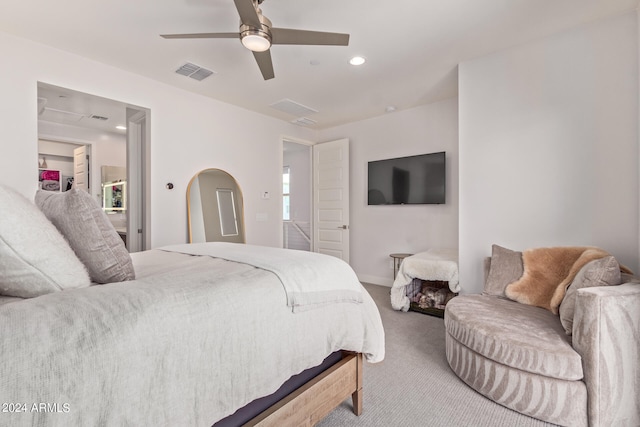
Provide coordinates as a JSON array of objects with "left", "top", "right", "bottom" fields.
[
  {"left": 0, "top": 30, "right": 315, "bottom": 249},
  {"left": 459, "top": 11, "right": 639, "bottom": 294},
  {"left": 320, "top": 98, "right": 459, "bottom": 286}
]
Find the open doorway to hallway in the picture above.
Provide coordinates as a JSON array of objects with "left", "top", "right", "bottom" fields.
[
  {"left": 37, "top": 82, "right": 150, "bottom": 252},
  {"left": 283, "top": 140, "right": 312, "bottom": 251}
]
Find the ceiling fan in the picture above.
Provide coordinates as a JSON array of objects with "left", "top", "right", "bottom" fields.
[{"left": 160, "top": 0, "right": 349, "bottom": 80}]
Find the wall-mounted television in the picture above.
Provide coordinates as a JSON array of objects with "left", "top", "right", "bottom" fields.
[{"left": 367, "top": 151, "right": 445, "bottom": 205}]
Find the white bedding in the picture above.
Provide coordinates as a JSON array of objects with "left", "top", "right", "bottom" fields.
[
  {"left": 0, "top": 246, "right": 385, "bottom": 427},
  {"left": 160, "top": 242, "right": 363, "bottom": 312}
]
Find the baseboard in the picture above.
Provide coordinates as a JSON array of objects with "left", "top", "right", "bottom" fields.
[{"left": 357, "top": 274, "right": 393, "bottom": 287}]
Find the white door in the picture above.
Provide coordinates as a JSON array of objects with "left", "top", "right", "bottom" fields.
[
  {"left": 73, "top": 145, "right": 89, "bottom": 192},
  {"left": 313, "top": 139, "right": 350, "bottom": 263}
]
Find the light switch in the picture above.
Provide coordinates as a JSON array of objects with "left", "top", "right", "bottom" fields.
[{"left": 261, "top": 191, "right": 270, "bottom": 199}]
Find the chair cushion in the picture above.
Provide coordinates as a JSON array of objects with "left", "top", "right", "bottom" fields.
[{"left": 445, "top": 294, "right": 583, "bottom": 381}]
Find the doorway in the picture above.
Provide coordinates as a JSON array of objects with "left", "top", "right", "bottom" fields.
[
  {"left": 282, "top": 140, "right": 312, "bottom": 251},
  {"left": 37, "top": 82, "right": 150, "bottom": 252}
]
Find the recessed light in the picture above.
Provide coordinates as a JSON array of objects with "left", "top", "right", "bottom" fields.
[
  {"left": 385, "top": 106, "right": 396, "bottom": 113},
  {"left": 349, "top": 56, "right": 366, "bottom": 66},
  {"left": 116, "top": 125, "right": 127, "bottom": 130}
]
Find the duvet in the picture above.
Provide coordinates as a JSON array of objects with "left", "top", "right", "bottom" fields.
[{"left": 0, "top": 244, "right": 384, "bottom": 426}]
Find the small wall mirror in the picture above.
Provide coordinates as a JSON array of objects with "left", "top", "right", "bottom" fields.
[
  {"left": 101, "top": 166, "right": 127, "bottom": 211},
  {"left": 187, "top": 168, "right": 245, "bottom": 243}
]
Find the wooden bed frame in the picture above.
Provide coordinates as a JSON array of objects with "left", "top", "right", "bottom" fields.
[{"left": 244, "top": 352, "right": 363, "bottom": 427}]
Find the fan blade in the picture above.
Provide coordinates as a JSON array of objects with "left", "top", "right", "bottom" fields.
[
  {"left": 160, "top": 32, "right": 239, "bottom": 39},
  {"left": 233, "top": 0, "right": 261, "bottom": 28},
  {"left": 271, "top": 28, "right": 349, "bottom": 46},
  {"left": 253, "top": 50, "right": 274, "bottom": 80}
]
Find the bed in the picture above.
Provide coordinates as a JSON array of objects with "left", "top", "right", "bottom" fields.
[{"left": 0, "top": 185, "right": 385, "bottom": 426}]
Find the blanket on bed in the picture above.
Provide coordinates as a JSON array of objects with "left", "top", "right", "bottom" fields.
[
  {"left": 0, "top": 249, "right": 385, "bottom": 427},
  {"left": 160, "top": 242, "right": 363, "bottom": 312}
]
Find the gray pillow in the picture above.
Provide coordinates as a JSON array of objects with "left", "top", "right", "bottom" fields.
[
  {"left": 35, "top": 189, "right": 135, "bottom": 284},
  {"left": 0, "top": 185, "right": 90, "bottom": 297},
  {"left": 559, "top": 256, "right": 621, "bottom": 335},
  {"left": 483, "top": 244, "right": 523, "bottom": 297}
]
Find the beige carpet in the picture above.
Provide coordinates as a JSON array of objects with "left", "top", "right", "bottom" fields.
[{"left": 317, "top": 283, "right": 557, "bottom": 427}]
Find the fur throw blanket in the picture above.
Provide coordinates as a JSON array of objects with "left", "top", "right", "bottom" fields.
[{"left": 505, "top": 246, "right": 631, "bottom": 314}]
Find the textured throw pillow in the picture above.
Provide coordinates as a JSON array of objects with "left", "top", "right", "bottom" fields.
[
  {"left": 483, "top": 244, "right": 523, "bottom": 297},
  {"left": 0, "top": 185, "right": 90, "bottom": 297},
  {"left": 35, "top": 189, "right": 135, "bottom": 284},
  {"left": 559, "top": 256, "right": 621, "bottom": 335}
]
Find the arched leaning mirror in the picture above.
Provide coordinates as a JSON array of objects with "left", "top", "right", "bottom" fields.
[{"left": 187, "top": 168, "right": 245, "bottom": 243}]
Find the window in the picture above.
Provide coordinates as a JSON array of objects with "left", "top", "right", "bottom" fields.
[{"left": 283, "top": 166, "right": 290, "bottom": 220}]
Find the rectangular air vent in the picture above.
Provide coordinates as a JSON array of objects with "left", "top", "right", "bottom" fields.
[
  {"left": 176, "top": 62, "right": 215, "bottom": 81},
  {"left": 41, "top": 107, "right": 84, "bottom": 122},
  {"left": 291, "top": 117, "right": 317, "bottom": 127},
  {"left": 270, "top": 99, "right": 318, "bottom": 117},
  {"left": 88, "top": 114, "right": 108, "bottom": 121},
  {"left": 190, "top": 68, "right": 214, "bottom": 81}
]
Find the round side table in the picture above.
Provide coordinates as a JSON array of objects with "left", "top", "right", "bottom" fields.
[{"left": 389, "top": 253, "right": 413, "bottom": 279}]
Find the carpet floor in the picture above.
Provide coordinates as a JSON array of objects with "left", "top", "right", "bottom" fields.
[{"left": 316, "top": 283, "right": 558, "bottom": 427}]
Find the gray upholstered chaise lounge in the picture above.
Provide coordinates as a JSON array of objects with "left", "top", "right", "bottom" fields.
[{"left": 444, "top": 245, "right": 640, "bottom": 427}]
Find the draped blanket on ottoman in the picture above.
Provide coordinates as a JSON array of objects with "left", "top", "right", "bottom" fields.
[{"left": 390, "top": 248, "right": 458, "bottom": 312}]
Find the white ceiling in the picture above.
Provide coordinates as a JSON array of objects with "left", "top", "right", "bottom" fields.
[
  {"left": 4, "top": 0, "right": 639, "bottom": 130},
  {"left": 38, "top": 82, "right": 128, "bottom": 135}
]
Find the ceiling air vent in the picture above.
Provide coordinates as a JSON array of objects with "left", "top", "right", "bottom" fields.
[
  {"left": 291, "top": 117, "right": 317, "bottom": 127},
  {"left": 270, "top": 99, "right": 318, "bottom": 117},
  {"left": 88, "top": 114, "right": 109, "bottom": 121},
  {"left": 176, "top": 62, "right": 215, "bottom": 81},
  {"left": 41, "top": 107, "right": 85, "bottom": 122}
]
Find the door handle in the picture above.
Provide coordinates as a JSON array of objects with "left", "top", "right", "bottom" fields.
[{"left": 338, "top": 225, "right": 349, "bottom": 230}]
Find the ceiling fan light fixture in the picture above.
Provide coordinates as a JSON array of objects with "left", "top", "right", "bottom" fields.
[{"left": 241, "top": 30, "right": 271, "bottom": 52}]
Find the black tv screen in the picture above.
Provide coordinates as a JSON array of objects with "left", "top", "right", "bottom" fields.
[{"left": 368, "top": 151, "right": 445, "bottom": 205}]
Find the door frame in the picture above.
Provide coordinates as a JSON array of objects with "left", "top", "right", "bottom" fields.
[
  {"left": 126, "top": 107, "right": 151, "bottom": 252},
  {"left": 37, "top": 84, "right": 150, "bottom": 252},
  {"left": 280, "top": 136, "right": 314, "bottom": 250}
]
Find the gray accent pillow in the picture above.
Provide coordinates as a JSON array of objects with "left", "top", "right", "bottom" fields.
[
  {"left": 0, "top": 185, "right": 90, "bottom": 297},
  {"left": 559, "top": 256, "right": 621, "bottom": 335},
  {"left": 35, "top": 189, "right": 135, "bottom": 284},
  {"left": 483, "top": 244, "right": 523, "bottom": 297}
]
